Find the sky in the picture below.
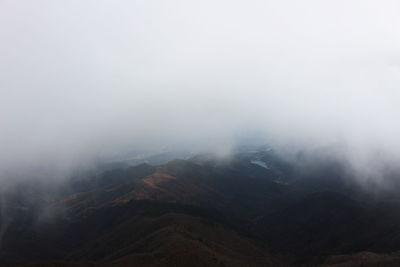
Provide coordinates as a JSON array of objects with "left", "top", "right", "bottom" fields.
[{"left": 1, "top": 0, "right": 400, "bottom": 179}]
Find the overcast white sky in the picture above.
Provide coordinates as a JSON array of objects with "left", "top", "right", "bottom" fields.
[{"left": 1, "top": 0, "right": 400, "bottom": 176}]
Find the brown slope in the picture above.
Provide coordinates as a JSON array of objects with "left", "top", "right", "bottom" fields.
[
  {"left": 58, "top": 158, "right": 293, "bottom": 221},
  {"left": 105, "top": 213, "right": 286, "bottom": 267}
]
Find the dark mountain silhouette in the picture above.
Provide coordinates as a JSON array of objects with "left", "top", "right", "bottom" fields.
[
  {"left": 4, "top": 200, "right": 284, "bottom": 266},
  {"left": 2, "top": 149, "right": 400, "bottom": 266}
]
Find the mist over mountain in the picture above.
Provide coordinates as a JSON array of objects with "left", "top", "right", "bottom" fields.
[
  {"left": 1, "top": 1, "right": 400, "bottom": 266},
  {"left": 1, "top": 0, "right": 400, "bottom": 184}
]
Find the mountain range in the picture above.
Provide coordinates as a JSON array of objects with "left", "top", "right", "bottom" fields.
[{"left": 2, "top": 147, "right": 400, "bottom": 266}]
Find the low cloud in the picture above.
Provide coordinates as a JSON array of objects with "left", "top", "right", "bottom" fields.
[{"left": 1, "top": 0, "right": 400, "bottom": 182}]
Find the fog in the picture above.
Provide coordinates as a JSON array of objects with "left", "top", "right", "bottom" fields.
[{"left": 1, "top": 0, "right": 400, "bottom": 182}]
